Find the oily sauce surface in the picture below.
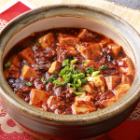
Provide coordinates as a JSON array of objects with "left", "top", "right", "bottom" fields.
[{"left": 4, "top": 28, "right": 135, "bottom": 114}]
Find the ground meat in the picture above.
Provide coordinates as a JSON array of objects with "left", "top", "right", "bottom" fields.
[{"left": 4, "top": 28, "right": 134, "bottom": 115}]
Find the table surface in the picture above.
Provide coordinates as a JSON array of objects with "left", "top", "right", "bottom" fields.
[{"left": 108, "top": 0, "right": 140, "bottom": 9}]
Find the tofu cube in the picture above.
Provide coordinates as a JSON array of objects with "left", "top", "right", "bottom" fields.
[
  {"left": 110, "top": 44, "right": 122, "bottom": 57},
  {"left": 21, "top": 65, "right": 37, "bottom": 79},
  {"left": 78, "top": 29, "right": 97, "bottom": 42},
  {"left": 46, "top": 96, "right": 60, "bottom": 110},
  {"left": 114, "top": 83, "right": 130, "bottom": 98},
  {"left": 105, "top": 75, "right": 121, "bottom": 90},
  {"left": 98, "top": 97, "right": 116, "bottom": 108},
  {"left": 76, "top": 43, "right": 101, "bottom": 60},
  {"left": 20, "top": 47, "right": 35, "bottom": 64},
  {"left": 72, "top": 100, "right": 96, "bottom": 114},
  {"left": 75, "top": 94, "right": 93, "bottom": 102},
  {"left": 119, "top": 57, "right": 135, "bottom": 76},
  {"left": 93, "top": 75, "right": 106, "bottom": 92},
  {"left": 66, "top": 46, "right": 78, "bottom": 56},
  {"left": 82, "top": 83, "right": 93, "bottom": 93},
  {"left": 48, "top": 61, "right": 61, "bottom": 74},
  {"left": 125, "top": 57, "right": 135, "bottom": 76},
  {"left": 58, "top": 34, "right": 78, "bottom": 56},
  {"left": 121, "top": 74, "right": 133, "bottom": 85},
  {"left": 72, "top": 94, "right": 96, "bottom": 114},
  {"left": 38, "top": 32, "right": 54, "bottom": 48},
  {"left": 58, "top": 34, "right": 79, "bottom": 46},
  {"left": 29, "top": 89, "right": 48, "bottom": 107}
]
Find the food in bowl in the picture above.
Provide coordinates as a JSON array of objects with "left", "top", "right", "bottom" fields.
[
  {"left": 3, "top": 28, "right": 135, "bottom": 115},
  {"left": 0, "top": 5, "right": 140, "bottom": 139}
]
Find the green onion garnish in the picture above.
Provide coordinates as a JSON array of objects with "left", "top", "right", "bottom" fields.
[
  {"left": 86, "top": 67, "right": 95, "bottom": 74},
  {"left": 99, "top": 65, "right": 108, "bottom": 70},
  {"left": 92, "top": 71, "right": 100, "bottom": 77},
  {"left": 25, "top": 82, "right": 32, "bottom": 87}
]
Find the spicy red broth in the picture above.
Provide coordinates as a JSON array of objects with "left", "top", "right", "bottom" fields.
[{"left": 3, "top": 28, "right": 135, "bottom": 115}]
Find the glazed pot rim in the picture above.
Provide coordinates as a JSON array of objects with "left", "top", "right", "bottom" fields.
[{"left": 0, "top": 4, "right": 140, "bottom": 126}]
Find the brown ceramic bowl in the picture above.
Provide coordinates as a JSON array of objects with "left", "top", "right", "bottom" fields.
[{"left": 0, "top": 5, "right": 140, "bottom": 140}]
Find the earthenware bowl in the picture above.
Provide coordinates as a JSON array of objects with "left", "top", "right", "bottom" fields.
[{"left": 0, "top": 5, "right": 140, "bottom": 139}]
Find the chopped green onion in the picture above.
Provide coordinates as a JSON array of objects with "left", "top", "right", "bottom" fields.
[
  {"left": 53, "top": 58, "right": 87, "bottom": 90},
  {"left": 41, "top": 76, "right": 56, "bottom": 84},
  {"left": 53, "top": 79, "right": 66, "bottom": 86},
  {"left": 70, "top": 58, "right": 77, "bottom": 65},
  {"left": 74, "top": 79, "right": 82, "bottom": 88},
  {"left": 92, "top": 71, "right": 100, "bottom": 77},
  {"left": 62, "top": 59, "right": 69, "bottom": 67},
  {"left": 86, "top": 67, "right": 95, "bottom": 74},
  {"left": 4, "top": 61, "right": 11, "bottom": 68},
  {"left": 74, "top": 91, "right": 85, "bottom": 96},
  {"left": 25, "top": 82, "right": 32, "bottom": 87},
  {"left": 47, "top": 76, "right": 56, "bottom": 83},
  {"left": 99, "top": 65, "right": 108, "bottom": 70},
  {"left": 72, "top": 73, "right": 85, "bottom": 79},
  {"left": 62, "top": 73, "right": 71, "bottom": 82},
  {"left": 77, "top": 87, "right": 84, "bottom": 92},
  {"left": 59, "top": 65, "right": 71, "bottom": 76},
  {"left": 81, "top": 79, "right": 87, "bottom": 84}
]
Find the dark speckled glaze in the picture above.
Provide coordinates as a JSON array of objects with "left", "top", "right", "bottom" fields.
[{"left": 0, "top": 5, "right": 140, "bottom": 139}]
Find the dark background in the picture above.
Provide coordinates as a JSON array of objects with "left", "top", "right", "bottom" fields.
[{"left": 107, "top": 0, "right": 140, "bottom": 9}]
